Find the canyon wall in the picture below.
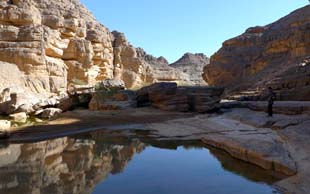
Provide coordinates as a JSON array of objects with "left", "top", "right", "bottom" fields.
[
  {"left": 0, "top": 0, "right": 207, "bottom": 108},
  {"left": 203, "top": 5, "right": 310, "bottom": 100},
  {"left": 0, "top": 0, "right": 114, "bottom": 106},
  {"left": 112, "top": 31, "right": 196, "bottom": 89}
]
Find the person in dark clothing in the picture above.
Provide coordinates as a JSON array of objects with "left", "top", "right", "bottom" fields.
[{"left": 267, "top": 87, "right": 276, "bottom": 117}]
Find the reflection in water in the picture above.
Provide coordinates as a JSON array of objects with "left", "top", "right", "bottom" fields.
[{"left": 0, "top": 130, "right": 283, "bottom": 194}]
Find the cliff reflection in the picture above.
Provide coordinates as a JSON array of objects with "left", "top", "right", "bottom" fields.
[
  {"left": 0, "top": 134, "right": 145, "bottom": 194},
  {"left": 0, "top": 130, "right": 285, "bottom": 194}
]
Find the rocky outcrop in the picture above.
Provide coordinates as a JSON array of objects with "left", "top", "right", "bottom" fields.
[
  {"left": 137, "top": 82, "right": 224, "bottom": 112},
  {"left": 41, "top": 108, "right": 62, "bottom": 119},
  {"left": 0, "top": 0, "right": 114, "bottom": 92},
  {"left": 226, "top": 101, "right": 310, "bottom": 115},
  {"left": 170, "top": 53, "right": 209, "bottom": 85},
  {"left": 89, "top": 90, "right": 137, "bottom": 111},
  {"left": 112, "top": 31, "right": 192, "bottom": 89},
  {"left": 88, "top": 78, "right": 137, "bottom": 111},
  {"left": 0, "top": 0, "right": 209, "bottom": 116},
  {"left": 203, "top": 5, "right": 310, "bottom": 100},
  {"left": 0, "top": 0, "right": 115, "bottom": 115}
]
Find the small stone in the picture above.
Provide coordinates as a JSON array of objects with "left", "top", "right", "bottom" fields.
[
  {"left": 9, "top": 112, "right": 27, "bottom": 123},
  {"left": 41, "top": 108, "right": 62, "bottom": 119},
  {"left": 34, "top": 118, "right": 44, "bottom": 123},
  {"left": 0, "top": 120, "right": 11, "bottom": 130},
  {"left": 0, "top": 120, "right": 11, "bottom": 138},
  {"left": 34, "top": 109, "right": 44, "bottom": 116}
]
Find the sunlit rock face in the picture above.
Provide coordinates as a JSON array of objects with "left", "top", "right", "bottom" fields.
[
  {"left": 0, "top": 0, "right": 114, "bottom": 91},
  {"left": 112, "top": 31, "right": 193, "bottom": 89},
  {"left": 0, "top": 0, "right": 208, "bottom": 110},
  {"left": 0, "top": 137, "right": 145, "bottom": 194},
  {"left": 203, "top": 5, "right": 310, "bottom": 100},
  {"left": 0, "top": 0, "right": 115, "bottom": 112}
]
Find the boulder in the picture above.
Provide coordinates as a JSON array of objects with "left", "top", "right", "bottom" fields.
[
  {"left": 41, "top": 108, "right": 62, "bottom": 119},
  {"left": 96, "top": 79, "right": 126, "bottom": 91},
  {"left": 9, "top": 112, "right": 27, "bottom": 123},
  {"left": 137, "top": 82, "right": 224, "bottom": 112},
  {"left": 0, "top": 120, "right": 11, "bottom": 138},
  {"left": 146, "top": 82, "right": 178, "bottom": 103},
  {"left": 89, "top": 90, "right": 137, "bottom": 111}
]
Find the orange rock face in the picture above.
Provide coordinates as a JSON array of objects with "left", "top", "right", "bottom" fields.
[{"left": 203, "top": 5, "right": 310, "bottom": 100}]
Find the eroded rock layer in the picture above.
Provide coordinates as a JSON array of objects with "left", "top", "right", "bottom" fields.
[
  {"left": 0, "top": 0, "right": 207, "bottom": 115},
  {"left": 112, "top": 31, "right": 194, "bottom": 89},
  {"left": 203, "top": 5, "right": 310, "bottom": 100},
  {"left": 0, "top": 0, "right": 114, "bottom": 109},
  {"left": 170, "top": 53, "right": 209, "bottom": 86}
]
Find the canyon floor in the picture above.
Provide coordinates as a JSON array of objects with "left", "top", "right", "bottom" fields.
[{"left": 5, "top": 101, "right": 310, "bottom": 194}]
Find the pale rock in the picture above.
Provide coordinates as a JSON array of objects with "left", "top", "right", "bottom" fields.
[
  {"left": 0, "top": 120, "right": 10, "bottom": 130},
  {"left": 0, "top": 0, "right": 116, "bottom": 101},
  {"left": 9, "top": 112, "right": 27, "bottom": 123},
  {"left": 41, "top": 108, "right": 62, "bottom": 119},
  {"left": 0, "top": 120, "right": 10, "bottom": 137},
  {"left": 96, "top": 79, "right": 125, "bottom": 90},
  {"left": 63, "top": 38, "right": 94, "bottom": 65}
]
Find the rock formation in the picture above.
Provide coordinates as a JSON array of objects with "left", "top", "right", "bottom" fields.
[
  {"left": 170, "top": 53, "right": 209, "bottom": 85},
  {"left": 0, "top": 0, "right": 114, "bottom": 91},
  {"left": 203, "top": 5, "right": 310, "bottom": 100},
  {"left": 137, "top": 82, "right": 224, "bottom": 113},
  {"left": 0, "top": 0, "right": 115, "bottom": 115},
  {"left": 0, "top": 0, "right": 208, "bottom": 116},
  {"left": 112, "top": 31, "right": 193, "bottom": 89}
]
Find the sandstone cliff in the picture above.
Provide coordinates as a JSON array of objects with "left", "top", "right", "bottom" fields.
[
  {"left": 0, "top": 0, "right": 205, "bottom": 115},
  {"left": 0, "top": 0, "right": 114, "bottom": 109},
  {"left": 112, "top": 31, "right": 194, "bottom": 89},
  {"left": 203, "top": 5, "right": 310, "bottom": 100}
]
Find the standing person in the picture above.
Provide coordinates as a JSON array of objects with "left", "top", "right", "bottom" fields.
[{"left": 267, "top": 87, "right": 276, "bottom": 117}]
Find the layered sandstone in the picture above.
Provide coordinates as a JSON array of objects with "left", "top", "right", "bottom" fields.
[
  {"left": 112, "top": 31, "right": 192, "bottom": 89},
  {"left": 0, "top": 0, "right": 207, "bottom": 116},
  {"left": 203, "top": 5, "right": 310, "bottom": 100},
  {"left": 0, "top": 0, "right": 204, "bottom": 116},
  {"left": 0, "top": 0, "right": 114, "bottom": 91},
  {"left": 170, "top": 53, "right": 209, "bottom": 86},
  {"left": 0, "top": 0, "right": 114, "bottom": 114},
  {"left": 136, "top": 82, "right": 224, "bottom": 112}
]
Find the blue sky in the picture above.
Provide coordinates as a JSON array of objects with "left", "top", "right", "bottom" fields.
[{"left": 81, "top": 0, "right": 309, "bottom": 63}]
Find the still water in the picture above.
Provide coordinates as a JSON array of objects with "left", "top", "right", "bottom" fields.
[{"left": 0, "top": 130, "right": 283, "bottom": 194}]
